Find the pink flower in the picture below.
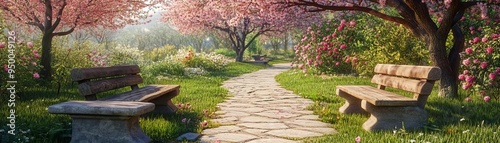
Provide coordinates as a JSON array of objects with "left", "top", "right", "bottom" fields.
[
  {"left": 438, "top": 18, "right": 443, "bottom": 23},
  {"left": 465, "top": 97, "right": 472, "bottom": 102},
  {"left": 298, "top": 64, "right": 304, "bottom": 69},
  {"left": 473, "top": 59, "right": 480, "bottom": 64},
  {"left": 352, "top": 57, "right": 358, "bottom": 63},
  {"left": 458, "top": 74, "right": 466, "bottom": 81},
  {"left": 0, "top": 42, "right": 5, "bottom": 48},
  {"left": 27, "top": 42, "right": 34, "bottom": 48},
  {"left": 3, "top": 64, "right": 8, "bottom": 72},
  {"left": 469, "top": 26, "right": 475, "bottom": 31},
  {"left": 482, "top": 37, "right": 488, "bottom": 43},
  {"left": 355, "top": 136, "right": 361, "bottom": 143},
  {"left": 472, "top": 37, "right": 481, "bottom": 44},
  {"left": 462, "top": 58, "right": 470, "bottom": 66},
  {"left": 484, "top": 96, "right": 491, "bottom": 102},
  {"left": 462, "top": 83, "right": 472, "bottom": 90},
  {"left": 486, "top": 47, "right": 494, "bottom": 54},
  {"left": 349, "top": 20, "right": 356, "bottom": 27},
  {"left": 465, "top": 76, "right": 475, "bottom": 83},
  {"left": 33, "top": 73, "right": 40, "bottom": 79},
  {"left": 480, "top": 62, "right": 488, "bottom": 69},
  {"left": 465, "top": 47, "right": 473, "bottom": 54},
  {"left": 201, "top": 120, "right": 208, "bottom": 127},
  {"left": 463, "top": 70, "right": 470, "bottom": 75},
  {"left": 303, "top": 69, "right": 307, "bottom": 73},
  {"left": 335, "top": 62, "right": 340, "bottom": 66},
  {"left": 33, "top": 49, "right": 38, "bottom": 53},
  {"left": 340, "top": 44, "right": 347, "bottom": 50},
  {"left": 34, "top": 53, "right": 41, "bottom": 59},
  {"left": 489, "top": 72, "right": 496, "bottom": 80},
  {"left": 182, "top": 118, "right": 186, "bottom": 123}
]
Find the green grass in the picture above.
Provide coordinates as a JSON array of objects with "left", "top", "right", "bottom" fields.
[
  {"left": 0, "top": 62, "right": 266, "bottom": 143},
  {"left": 275, "top": 70, "right": 500, "bottom": 143}
]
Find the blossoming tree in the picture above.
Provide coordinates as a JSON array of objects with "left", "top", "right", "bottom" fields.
[
  {"left": 0, "top": 0, "right": 161, "bottom": 79},
  {"left": 162, "top": 0, "right": 321, "bottom": 62},
  {"left": 282, "top": 0, "right": 500, "bottom": 98}
]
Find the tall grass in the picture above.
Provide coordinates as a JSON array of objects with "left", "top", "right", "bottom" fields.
[{"left": 276, "top": 70, "right": 500, "bottom": 142}]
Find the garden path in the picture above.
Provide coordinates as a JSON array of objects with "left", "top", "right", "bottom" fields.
[{"left": 199, "top": 63, "right": 337, "bottom": 142}]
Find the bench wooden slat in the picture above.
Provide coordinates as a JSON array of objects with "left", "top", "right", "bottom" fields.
[
  {"left": 99, "top": 85, "right": 180, "bottom": 102},
  {"left": 71, "top": 65, "right": 140, "bottom": 81},
  {"left": 374, "top": 64, "right": 441, "bottom": 80},
  {"left": 337, "top": 86, "right": 418, "bottom": 106},
  {"left": 78, "top": 75, "right": 143, "bottom": 96},
  {"left": 371, "top": 74, "right": 434, "bottom": 95}
]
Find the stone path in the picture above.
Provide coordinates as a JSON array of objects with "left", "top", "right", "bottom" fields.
[{"left": 199, "top": 63, "right": 337, "bottom": 143}]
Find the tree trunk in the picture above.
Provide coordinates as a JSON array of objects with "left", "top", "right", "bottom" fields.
[
  {"left": 40, "top": 33, "right": 53, "bottom": 79},
  {"left": 427, "top": 35, "right": 458, "bottom": 98},
  {"left": 235, "top": 46, "right": 244, "bottom": 62}
]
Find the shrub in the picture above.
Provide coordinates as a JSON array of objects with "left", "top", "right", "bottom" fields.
[{"left": 214, "top": 48, "right": 236, "bottom": 58}]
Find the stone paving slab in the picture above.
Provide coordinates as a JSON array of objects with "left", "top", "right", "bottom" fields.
[{"left": 198, "top": 63, "right": 337, "bottom": 142}]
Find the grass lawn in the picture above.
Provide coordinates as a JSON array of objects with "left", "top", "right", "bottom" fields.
[
  {"left": 276, "top": 70, "right": 500, "bottom": 142},
  {"left": 0, "top": 62, "right": 266, "bottom": 143}
]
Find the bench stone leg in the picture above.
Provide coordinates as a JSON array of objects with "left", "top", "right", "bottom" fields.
[
  {"left": 70, "top": 115, "right": 151, "bottom": 143},
  {"left": 361, "top": 100, "right": 427, "bottom": 131},
  {"left": 149, "top": 89, "right": 179, "bottom": 115},
  {"left": 337, "top": 90, "right": 369, "bottom": 115}
]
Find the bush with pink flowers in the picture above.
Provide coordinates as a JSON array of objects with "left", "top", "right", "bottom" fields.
[{"left": 459, "top": 24, "right": 500, "bottom": 101}]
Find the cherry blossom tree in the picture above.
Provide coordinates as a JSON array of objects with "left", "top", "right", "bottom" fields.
[
  {"left": 0, "top": 0, "right": 162, "bottom": 79},
  {"left": 162, "top": 0, "right": 321, "bottom": 62},
  {"left": 282, "top": 0, "right": 500, "bottom": 98}
]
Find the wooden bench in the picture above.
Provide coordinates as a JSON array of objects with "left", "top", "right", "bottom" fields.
[
  {"left": 70, "top": 65, "right": 180, "bottom": 115},
  {"left": 249, "top": 54, "right": 270, "bottom": 65},
  {"left": 336, "top": 64, "right": 441, "bottom": 131},
  {"left": 48, "top": 101, "right": 154, "bottom": 143}
]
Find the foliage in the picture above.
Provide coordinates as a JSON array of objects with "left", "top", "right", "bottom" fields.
[
  {"left": 144, "top": 45, "right": 178, "bottom": 62},
  {"left": 214, "top": 48, "right": 237, "bottom": 58},
  {"left": 276, "top": 70, "right": 500, "bottom": 143},
  {"left": 458, "top": 23, "right": 500, "bottom": 100}
]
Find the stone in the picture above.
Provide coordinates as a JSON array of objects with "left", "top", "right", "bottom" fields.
[
  {"left": 177, "top": 132, "right": 200, "bottom": 141},
  {"left": 239, "top": 116, "right": 280, "bottom": 123},
  {"left": 247, "top": 138, "right": 298, "bottom": 143},
  {"left": 243, "top": 129, "right": 268, "bottom": 135},
  {"left": 222, "top": 107, "right": 267, "bottom": 113},
  {"left": 296, "top": 115, "right": 320, "bottom": 120},
  {"left": 218, "top": 111, "right": 250, "bottom": 117},
  {"left": 297, "top": 127, "right": 338, "bottom": 134},
  {"left": 266, "top": 129, "right": 322, "bottom": 139},
  {"left": 254, "top": 110, "right": 301, "bottom": 119},
  {"left": 200, "top": 133, "right": 257, "bottom": 142},
  {"left": 212, "top": 117, "right": 238, "bottom": 124},
  {"left": 361, "top": 100, "right": 427, "bottom": 131},
  {"left": 202, "top": 126, "right": 242, "bottom": 135},
  {"left": 285, "top": 120, "right": 332, "bottom": 128},
  {"left": 239, "top": 123, "right": 289, "bottom": 130},
  {"left": 48, "top": 101, "right": 154, "bottom": 116}
]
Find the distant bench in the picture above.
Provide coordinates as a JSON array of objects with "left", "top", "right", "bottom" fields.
[
  {"left": 250, "top": 54, "right": 270, "bottom": 65},
  {"left": 48, "top": 65, "right": 181, "bottom": 142},
  {"left": 336, "top": 64, "right": 441, "bottom": 131}
]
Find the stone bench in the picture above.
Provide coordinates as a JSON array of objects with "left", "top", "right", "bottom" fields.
[
  {"left": 70, "top": 65, "right": 180, "bottom": 115},
  {"left": 336, "top": 64, "right": 441, "bottom": 131},
  {"left": 48, "top": 101, "right": 154, "bottom": 143}
]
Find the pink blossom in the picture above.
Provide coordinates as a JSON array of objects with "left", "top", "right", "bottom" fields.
[
  {"left": 3, "top": 64, "right": 8, "bottom": 72},
  {"left": 182, "top": 118, "right": 187, "bottom": 123},
  {"left": 32, "top": 62, "right": 37, "bottom": 66},
  {"left": 465, "top": 97, "right": 472, "bottom": 102},
  {"left": 472, "top": 37, "right": 481, "bottom": 44},
  {"left": 471, "top": 31, "right": 476, "bottom": 35},
  {"left": 0, "top": 42, "right": 5, "bottom": 49},
  {"left": 462, "top": 58, "right": 471, "bottom": 66},
  {"left": 473, "top": 59, "right": 480, "bottom": 64},
  {"left": 355, "top": 136, "right": 361, "bottom": 143},
  {"left": 463, "top": 70, "right": 470, "bottom": 75},
  {"left": 352, "top": 57, "right": 358, "bottom": 63},
  {"left": 486, "top": 47, "right": 493, "bottom": 54},
  {"left": 482, "top": 37, "right": 488, "bottom": 43},
  {"left": 458, "top": 74, "right": 466, "bottom": 81},
  {"left": 469, "top": 26, "right": 475, "bottom": 31},
  {"left": 492, "top": 33, "right": 499, "bottom": 39},
  {"left": 27, "top": 42, "right": 34, "bottom": 48},
  {"left": 497, "top": 67, "right": 500, "bottom": 74},
  {"left": 33, "top": 49, "right": 38, "bottom": 53},
  {"left": 349, "top": 20, "right": 356, "bottom": 27},
  {"left": 489, "top": 72, "right": 496, "bottom": 80},
  {"left": 465, "top": 76, "right": 475, "bottom": 83},
  {"left": 298, "top": 64, "right": 304, "bottom": 69},
  {"left": 480, "top": 62, "right": 488, "bottom": 69},
  {"left": 465, "top": 47, "right": 473, "bottom": 54},
  {"left": 34, "top": 53, "right": 41, "bottom": 59},
  {"left": 337, "top": 25, "right": 344, "bottom": 31},
  {"left": 462, "top": 83, "right": 472, "bottom": 90},
  {"left": 201, "top": 120, "right": 208, "bottom": 127},
  {"left": 484, "top": 96, "right": 491, "bottom": 102},
  {"left": 33, "top": 73, "right": 40, "bottom": 79},
  {"left": 303, "top": 69, "right": 307, "bottom": 73},
  {"left": 340, "top": 44, "right": 347, "bottom": 50},
  {"left": 335, "top": 62, "right": 340, "bottom": 66}
]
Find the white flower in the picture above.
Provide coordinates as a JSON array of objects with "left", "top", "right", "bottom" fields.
[
  {"left": 460, "top": 118, "right": 465, "bottom": 122},
  {"left": 462, "top": 130, "right": 470, "bottom": 133}
]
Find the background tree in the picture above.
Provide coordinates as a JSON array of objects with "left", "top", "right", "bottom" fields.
[
  {"left": 283, "top": 0, "right": 500, "bottom": 98},
  {"left": 162, "top": 0, "right": 321, "bottom": 62},
  {"left": 0, "top": 0, "right": 161, "bottom": 79}
]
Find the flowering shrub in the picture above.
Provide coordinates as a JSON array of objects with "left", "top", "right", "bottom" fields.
[
  {"left": 108, "top": 45, "right": 144, "bottom": 65},
  {"left": 292, "top": 18, "right": 359, "bottom": 75},
  {"left": 175, "top": 49, "right": 231, "bottom": 72},
  {"left": 0, "top": 39, "right": 42, "bottom": 92},
  {"left": 459, "top": 30, "right": 500, "bottom": 100}
]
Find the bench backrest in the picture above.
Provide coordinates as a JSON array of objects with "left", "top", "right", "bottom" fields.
[
  {"left": 371, "top": 64, "right": 441, "bottom": 108},
  {"left": 70, "top": 65, "right": 143, "bottom": 101}
]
